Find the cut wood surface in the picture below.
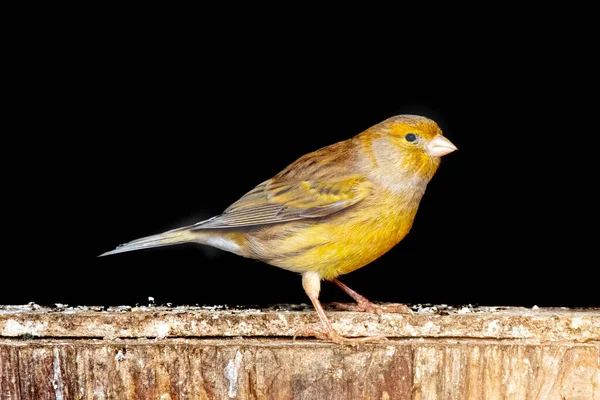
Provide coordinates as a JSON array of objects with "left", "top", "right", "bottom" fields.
[{"left": 0, "top": 304, "right": 599, "bottom": 399}]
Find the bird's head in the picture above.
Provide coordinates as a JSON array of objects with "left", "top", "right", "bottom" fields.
[
  {"left": 358, "top": 114, "right": 457, "bottom": 185},
  {"left": 379, "top": 114, "right": 456, "bottom": 157}
]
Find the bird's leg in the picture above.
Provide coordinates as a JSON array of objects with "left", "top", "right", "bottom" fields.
[
  {"left": 295, "top": 272, "right": 386, "bottom": 346},
  {"left": 329, "top": 278, "right": 411, "bottom": 315},
  {"left": 328, "top": 278, "right": 384, "bottom": 316}
]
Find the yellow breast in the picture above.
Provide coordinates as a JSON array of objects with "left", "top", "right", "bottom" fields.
[{"left": 248, "top": 189, "right": 419, "bottom": 280}]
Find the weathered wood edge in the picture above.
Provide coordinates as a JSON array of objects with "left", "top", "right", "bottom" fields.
[{"left": 1, "top": 304, "right": 599, "bottom": 342}]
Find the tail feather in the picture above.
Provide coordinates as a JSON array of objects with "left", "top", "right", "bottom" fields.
[{"left": 98, "top": 225, "right": 196, "bottom": 257}]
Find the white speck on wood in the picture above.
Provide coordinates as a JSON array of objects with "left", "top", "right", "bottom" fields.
[
  {"left": 571, "top": 317, "right": 583, "bottom": 329},
  {"left": 385, "top": 346, "right": 396, "bottom": 357},
  {"left": 233, "top": 321, "right": 250, "bottom": 335},
  {"left": 486, "top": 320, "right": 500, "bottom": 336},
  {"left": 2, "top": 319, "right": 48, "bottom": 336},
  {"left": 156, "top": 322, "right": 170, "bottom": 339},
  {"left": 94, "top": 390, "right": 106, "bottom": 399},
  {"left": 115, "top": 350, "right": 126, "bottom": 362},
  {"left": 423, "top": 321, "right": 441, "bottom": 334},
  {"left": 511, "top": 325, "right": 531, "bottom": 338},
  {"left": 404, "top": 323, "right": 416, "bottom": 335},
  {"left": 224, "top": 350, "right": 243, "bottom": 398},
  {"left": 277, "top": 314, "right": 288, "bottom": 327},
  {"left": 52, "top": 348, "right": 64, "bottom": 400}
]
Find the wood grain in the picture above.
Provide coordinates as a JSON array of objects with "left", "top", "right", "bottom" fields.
[{"left": 0, "top": 305, "right": 598, "bottom": 399}]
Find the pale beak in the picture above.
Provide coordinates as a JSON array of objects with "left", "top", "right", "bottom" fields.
[{"left": 427, "top": 135, "right": 457, "bottom": 157}]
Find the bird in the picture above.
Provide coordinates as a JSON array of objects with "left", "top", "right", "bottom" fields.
[{"left": 100, "top": 114, "right": 457, "bottom": 345}]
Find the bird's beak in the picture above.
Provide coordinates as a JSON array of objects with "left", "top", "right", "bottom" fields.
[{"left": 427, "top": 135, "right": 457, "bottom": 157}]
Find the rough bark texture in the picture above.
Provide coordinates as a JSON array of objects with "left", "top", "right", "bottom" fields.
[{"left": 0, "top": 305, "right": 599, "bottom": 399}]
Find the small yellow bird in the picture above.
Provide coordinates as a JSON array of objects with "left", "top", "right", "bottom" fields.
[{"left": 100, "top": 114, "right": 457, "bottom": 345}]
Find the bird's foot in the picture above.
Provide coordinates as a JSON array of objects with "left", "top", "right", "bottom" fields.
[
  {"left": 328, "top": 301, "right": 386, "bottom": 317},
  {"left": 381, "top": 303, "right": 412, "bottom": 313},
  {"left": 329, "top": 301, "right": 412, "bottom": 315},
  {"left": 293, "top": 324, "right": 387, "bottom": 346}
]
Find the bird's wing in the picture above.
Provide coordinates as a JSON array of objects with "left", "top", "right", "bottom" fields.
[{"left": 192, "top": 176, "right": 372, "bottom": 229}]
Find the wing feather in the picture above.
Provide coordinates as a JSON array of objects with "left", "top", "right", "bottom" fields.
[{"left": 192, "top": 176, "right": 371, "bottom": 229}]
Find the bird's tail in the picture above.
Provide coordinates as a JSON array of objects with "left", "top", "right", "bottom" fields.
[{"left": 98, "top": 225, "right": 198, "bottom": 257}]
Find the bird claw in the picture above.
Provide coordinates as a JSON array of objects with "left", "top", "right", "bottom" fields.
[
  {"left": 381, "top": 303, "right": 412, "bottom": 313},
  {"left": 328, "top": 301, "right": 386, "bottom": 317}
]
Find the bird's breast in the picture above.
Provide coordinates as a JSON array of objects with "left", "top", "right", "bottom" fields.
[{"left": 247, "top": 189, "right": 421, "bottom": 279}]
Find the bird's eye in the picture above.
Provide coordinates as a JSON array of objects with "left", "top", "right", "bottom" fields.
[{"left": 405, "top": 133, "right": 417, "bottom": 142}]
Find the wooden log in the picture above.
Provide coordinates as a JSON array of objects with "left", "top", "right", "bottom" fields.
[{"left": 1, "top": 304, "right": 599, "bottom": 399}]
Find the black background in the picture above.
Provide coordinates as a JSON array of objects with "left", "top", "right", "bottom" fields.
[{"left": 4, "top": 11, "right": 598, "bottom": 308}]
